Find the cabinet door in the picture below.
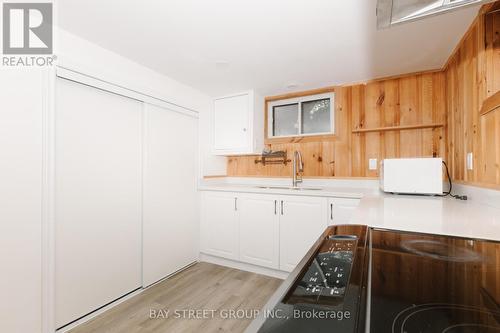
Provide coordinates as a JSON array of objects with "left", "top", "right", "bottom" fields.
[
  {"left": 55, "top": 78, "right": 142, "bottom": 328},
  {"left": 239, "top": 194, "right": 279, "bottom": 269},
  {"left": 328, "top": 198, "right": 361, "bottom": 225},
  {"left": 279, "top": 196, "right": 328, "bottom": 272},
  {"left": 143, "top": 104, "right": 199, "bottom": 287},
  {"left": 200, "top": 192, "right": 239, "bottom": 261},
  {"left": 213, "top": 93, "right": 250, "bottom": 153}
]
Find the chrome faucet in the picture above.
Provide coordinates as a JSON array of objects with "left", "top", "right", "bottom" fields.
[{"left": 292, "top": 151, "right": 304, "bottom": 187}]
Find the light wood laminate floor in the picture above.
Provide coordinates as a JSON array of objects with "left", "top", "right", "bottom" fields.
[{"left": 69, "top": 262, "right": 283, "bottom": 333}]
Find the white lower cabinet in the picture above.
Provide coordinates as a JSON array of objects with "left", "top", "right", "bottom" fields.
[
  {"left": 328, "top": 198, "right": 361, "bottom": 225},
  {"left": 279, "top": 196, "right": 328, "bottom": 272},
  {"left": 239, "top": 194, "right": 280, "bottom": 269},
  {"left": 200, "top": 192, "right": 240, "bottom": 261},
  {"left": 200, "top": 191, "right": 329, "bottom": 273}
]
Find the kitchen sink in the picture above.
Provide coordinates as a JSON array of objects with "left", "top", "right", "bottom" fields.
[{"left": 256, "top": 186, "right": 323, "bottom": 191}]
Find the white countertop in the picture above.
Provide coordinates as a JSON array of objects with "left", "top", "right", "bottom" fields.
[
  {"left": 199, "top": 178, "right": 500, "bottom": 242},
  {"left": 349, "top": 193, "right": 500, "bottom": 241}
]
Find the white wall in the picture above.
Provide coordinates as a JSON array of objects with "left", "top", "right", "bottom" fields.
[{"left": 0, "top": 68, "right": 44, "bottom": 333}]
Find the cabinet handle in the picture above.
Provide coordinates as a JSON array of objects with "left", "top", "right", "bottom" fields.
[
  {"left": 330, "top": 203, "right": 333, "bottom": 220},
  {"left": 274, "top": 200, "right": 277, "bottom": 215},
  {"left": 281, "top": 200, "right": 284, "bottom": 215},
  {"left": 234, "top": 197, "right": 237, "bottom": 211}
]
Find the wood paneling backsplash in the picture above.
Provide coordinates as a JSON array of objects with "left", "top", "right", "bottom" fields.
[
  {"left": 446, "top": 3, "right": 500, "bottom": 188},
  {"left": 227, "top": 72, "right": 447, "bottom": 178},
  {"left": 227, "top": 2, "right": 500, "bottom": 189}
]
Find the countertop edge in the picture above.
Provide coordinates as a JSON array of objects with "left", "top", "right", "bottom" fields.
[{"left": 197, "top": 185, "right": 366, "bottom": 199}]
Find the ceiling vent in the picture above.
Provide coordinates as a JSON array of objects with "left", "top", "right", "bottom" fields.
[{"left": 377, "top": 0, "right": 493, "bottom": 28}]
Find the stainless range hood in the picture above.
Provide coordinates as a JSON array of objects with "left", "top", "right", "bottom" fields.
[{"left": 377, "top": 0, "right": 493, "bottom": 28}]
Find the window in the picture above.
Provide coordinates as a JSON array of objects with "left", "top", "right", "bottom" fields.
[{"left": 268, "top": 92, "right": 334, "bottom": 138}]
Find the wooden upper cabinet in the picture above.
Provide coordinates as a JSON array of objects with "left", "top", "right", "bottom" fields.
[{"left": 212, "top": 90, "right": 264, "bottom": 155}]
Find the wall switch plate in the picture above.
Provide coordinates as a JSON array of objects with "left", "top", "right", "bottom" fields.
[
  {"left": 369, "top": 158, "right": 378, "bottom": 170},
  {"left": 466, "top": 152, "right": 473, "bottom": 170}
]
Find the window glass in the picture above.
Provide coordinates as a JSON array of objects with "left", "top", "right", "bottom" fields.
[
  {"left": 273, "top": 103, "right": 299, "bottom": 136},
  {"left": 301, "top": 98, "right": 331, "bottom": 134}
]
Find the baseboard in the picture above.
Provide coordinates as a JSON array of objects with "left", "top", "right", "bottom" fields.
[
  {"left": 199, "top": 253, "right": 289, "bottom": 280},
  {"left": 144, "top": 261, "right": 198, "bottom": 288},
  {"left": 56, "top": 261, "right": 197, "bottom": 333},
  {"left": 56, "top": 288, "right": 144, "bottom": 333}
]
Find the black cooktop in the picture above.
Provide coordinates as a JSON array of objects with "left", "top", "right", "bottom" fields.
[
  {"left": 253, "top": 226, "right": 500, "bottom": 333},
  {"left": 370, "top": 229, "right": 500, "bottom": 333}
]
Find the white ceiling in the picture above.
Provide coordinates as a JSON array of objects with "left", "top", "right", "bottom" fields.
[{"left": 57, "top": 0, "right": 479, "bottom": 97}]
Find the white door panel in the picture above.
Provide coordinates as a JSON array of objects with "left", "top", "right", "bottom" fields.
[
  {"left": 329, "top": 198, "right": 360, "bottom": 225},
  {"left": 279, "top": 196, "right": 328, "bottom": 272},
  {"left": 200, "top": 192, "right": 239, "bottom": 260},
  {"left": 143, "top": 104, "right": 198, "bottom": 287},
  {"left": 239, "top": 194, "right": 279, "bottom": 269},
  {"left": 55, "top": 77, "right": 142, "bottom": 328}
]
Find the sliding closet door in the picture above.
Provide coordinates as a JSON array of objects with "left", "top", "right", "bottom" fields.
[
  {"left": 55, "top": 77, "right": 142, "bottom": 328},
  {"left": 143, "top": 104, "right": 199, "bottom": 287}
]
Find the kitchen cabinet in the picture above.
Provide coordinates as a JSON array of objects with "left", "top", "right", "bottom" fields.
[
  {"left": 279, "top": 196, "right": 328, "bottom": 272},
  {"left": 239, "top": 194, "right": 280, "bottom": 269},
  {"left": 200, "top": 191, "right": 328, "bottom": 273},
  {"left": 200, "top": 192, "right": 239, "bottom": 261},
  {"left": 212, "top": 90, "right": 264, "bottom": 155},
  {"left": 328, "top": 198, "right": 361, "bottom": 225},
  {"left": 142, "top": 104, "right": 199, "bottom": 287},
  {"left": 55, "top": 77, "right": 143, "bottom": 328}
]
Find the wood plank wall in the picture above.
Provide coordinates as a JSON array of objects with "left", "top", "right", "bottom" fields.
[
  {"left": 226, "top": 2, "right": 500, "bottom": 188},
  {"left": 227, "top": 72, "right": 447, "bottom": 178},
  {"left": 445, "top": 3, "right": 500, "bottom": 189}
]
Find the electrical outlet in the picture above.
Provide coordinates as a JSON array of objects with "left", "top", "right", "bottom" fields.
[
  {"left": 466, "top": 152, "right": 473, "bottom": 170},
  {"left": 369, "top": 158, "right": 378, "bottom": 170}
]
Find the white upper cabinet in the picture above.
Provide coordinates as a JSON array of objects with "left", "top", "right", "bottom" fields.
[{"left": 212, "top": 90, "right": 264, "bottom": 155}]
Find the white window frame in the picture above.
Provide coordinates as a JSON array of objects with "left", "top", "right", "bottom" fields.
[{"left": 267, "top": 92, "right": 335, "bottom": 138}]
